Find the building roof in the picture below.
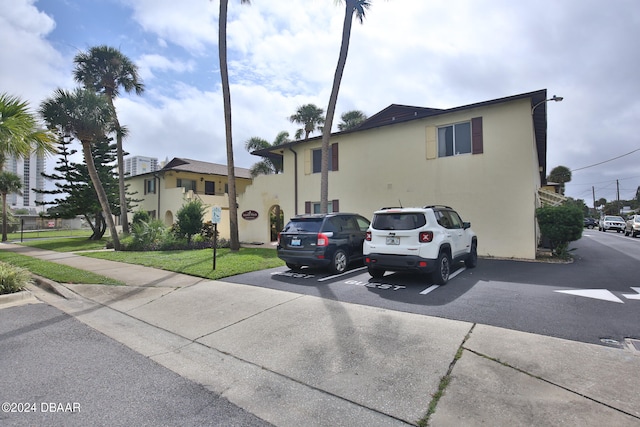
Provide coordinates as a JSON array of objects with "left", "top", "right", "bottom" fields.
[
  {"left": 126, "top": 157, "right": 252, "bottom": 180},
  {"left": 251, "top": 89, "right": 550, "bottom": 183}
]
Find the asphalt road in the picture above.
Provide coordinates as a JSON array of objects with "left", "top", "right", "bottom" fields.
[
  {"left": 225, "top": 230, "right": 640, "bottom": 347},
  {"left": 0, "top": 303, "right": 272, "bottom": 427}
]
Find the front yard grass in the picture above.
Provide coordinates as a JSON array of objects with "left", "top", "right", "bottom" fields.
[
  {"left": 18, "top": 236, "right": 108, "bottom": 252},
  {"left": 0, "top": 251, "right": 123, "bottom": 285},
  {"left": 81, "top": 247, "right": 285, "bottom": 280}
]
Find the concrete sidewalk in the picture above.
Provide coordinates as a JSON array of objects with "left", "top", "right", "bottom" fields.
[{"left": 2, "top": 243, "right": 639, "bottom": 426}]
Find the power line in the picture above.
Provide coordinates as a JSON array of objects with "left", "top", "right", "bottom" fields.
[{"left": 571, "top": 147, "right": 640, "bottom": 172}]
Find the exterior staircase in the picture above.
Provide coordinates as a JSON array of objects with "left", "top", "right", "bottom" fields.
[{"left": 538, "top": 188, "right": 567, "bottom": 207}]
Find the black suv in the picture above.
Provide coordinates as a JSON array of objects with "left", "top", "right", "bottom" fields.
[{"left": 277, "top": 213, "right": 370, "bottom": 274}]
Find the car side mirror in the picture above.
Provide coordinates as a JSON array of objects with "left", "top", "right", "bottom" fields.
[{"left": 463, "top": 222, "right": 471, "bottom": 229}]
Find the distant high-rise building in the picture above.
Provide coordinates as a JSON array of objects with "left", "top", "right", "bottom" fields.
[
  {"left": 124, "top": 156, "right": 158, "bottom": 177},
  {"left": 3, "top": 152, "right": 46, "bottom": 214}
]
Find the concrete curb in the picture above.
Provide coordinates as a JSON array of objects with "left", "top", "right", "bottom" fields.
[
  {"left": 31, "top": 274, "right": 76, "bottom": 299},
  {"left": 0, "top": 289, "right": 34, "bottom": 305}
]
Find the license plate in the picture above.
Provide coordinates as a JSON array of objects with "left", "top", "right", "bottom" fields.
[
  {"left": 386, "top": 236, "right": 400, "bottom": 245},
  {"left": 291, "top": 238, "right": 301, "bottom": 246}
]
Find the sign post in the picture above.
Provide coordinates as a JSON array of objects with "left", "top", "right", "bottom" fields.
[{"left": 212, "top": 206, "right": 222, "bottom": 270}]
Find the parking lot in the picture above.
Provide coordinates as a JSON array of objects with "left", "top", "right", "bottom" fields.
[{"left": 225, "top": 231, "right": 640, "bottom": 347}]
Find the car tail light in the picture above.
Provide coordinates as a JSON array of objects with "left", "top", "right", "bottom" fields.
[
  {"left": 317, "top": 233, "right": 330, "bottom": 247},
  {"left": 277, "top": 232, "right": 281, "bottom": 245},
  {"left": 419, "top": 231, "right": 433, "bottom": 243},
  {"left": 365, "top": 231, "right": 371, "bottom": 241}
]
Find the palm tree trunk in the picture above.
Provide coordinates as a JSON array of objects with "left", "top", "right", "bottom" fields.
[
  {"left": 320, "top": 0, "right": 355, "bottom": 213},
  {"left": 219, "top": 0, "right": 240, "bottom": 251},
  {"left": 82, "top": 141, "right": 120, "bottom": 250},
  {"left": 1, "top": 193, "right": 7, "bottom": 242},
  {"left": 106, "top": 96, "right": 129, "bottom": 235}
]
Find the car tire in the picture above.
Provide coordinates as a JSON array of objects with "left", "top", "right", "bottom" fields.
[
  {"left": 464, "top": 241, "right": 478, "bottom": 268},
  {"left": 368, "top": 266, "right": 385, "bottom": 278},
  {"left": 432, "top": 251, "right": 451, "bottom": 285},
  {"left": 329, "top": 249, "right": 348, "bottom": 274},
  {"left": 286, "top": 262, "right": 301, "bottom": 271}
]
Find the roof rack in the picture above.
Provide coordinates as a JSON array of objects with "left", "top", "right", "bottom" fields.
[
  {"left": 423, "top": 205, "right": 452, "bottom": 209},
  {"left": 380, "top": 206, "right": 403, "bottom": 210}
]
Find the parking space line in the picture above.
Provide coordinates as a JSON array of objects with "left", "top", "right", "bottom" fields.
[
  {"left": 317, "top": 266, "right": 367, "bottom": 282},
  {"left": 420, "top": 285, "right": 439, "bottom": 295},
  {"left": 449, "top": 267, "right": 466, "bottom": 280}
]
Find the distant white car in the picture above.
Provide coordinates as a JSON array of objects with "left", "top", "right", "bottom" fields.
[
  {"left": 599, "top": 215, "right": 626, "bottom": 233},
  {"left": 363, "top": 205, "right": 477, "bottom": 285},
  {"left": 624, "top": 215, "right": 640, "bottom": 237}
]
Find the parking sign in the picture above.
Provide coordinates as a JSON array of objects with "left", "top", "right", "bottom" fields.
[{"left": 212, "top": 206, "right": 222, "bottom": 224}]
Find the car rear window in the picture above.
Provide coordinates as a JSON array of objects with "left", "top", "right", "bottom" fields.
[
  {"left": 372, "top": 213, "right": 427, "bottom": 230},
  {"left": 282, "top": 218, "right": 323, "bottom": 233}
]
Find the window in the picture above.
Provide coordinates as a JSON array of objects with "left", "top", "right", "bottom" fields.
[
  {"left": 204, "top": 181, "right": 215, "bottom": 195},
  {"left": 144, "top": 178, "right": 156, "bottom": 195},
  {"left": 311, "top": 144, "right": 339, "bottom": 173},
  {"left": 177, "top": 178, "right": 197, "bottom": 192},
  {"left": 438, "top": 122, "right": 471, "bottom": 157},
  {"left": 305, "top": 200, "right": 339, "bottom": 214}
]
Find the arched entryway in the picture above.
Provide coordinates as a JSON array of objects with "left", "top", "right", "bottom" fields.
[
  {"left": 164, "top": 210, "right": 174, "bottom": 226},
  {"left": 269, "top": 205, "right": 284, "bottom": 242}
]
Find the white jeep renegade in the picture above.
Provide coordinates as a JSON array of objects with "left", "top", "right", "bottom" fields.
[{"left": 363, "top": 205, "right": 477, "bottom": 284}]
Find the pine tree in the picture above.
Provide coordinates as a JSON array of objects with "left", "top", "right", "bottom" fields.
[{"left": 36, "top": 134, "right": 125, "bottom": 240}]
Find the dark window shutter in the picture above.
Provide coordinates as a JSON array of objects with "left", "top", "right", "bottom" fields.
[
  {"left": 332, "top": 199, "right": 339, "bottom": 212},
  {"left": 305, "top": 201, "right": 311, "bottom": 214},
  {"left": 331, "top": 143, "right": 339, "bottom": 171},
  {"left": 472, "top": 117, "right": 483, "bottom": 154}
]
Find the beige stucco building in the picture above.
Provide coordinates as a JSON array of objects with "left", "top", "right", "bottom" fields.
[
  {"left": 238, "top": 89, "right": 557, "bottom": 260},
  {"left": 126, "top": 157, "right": 252, "bottom": 239}
]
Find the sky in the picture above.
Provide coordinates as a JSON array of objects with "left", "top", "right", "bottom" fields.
[{"left": 1, "top": 0, "right": 640, "bottom": 207}]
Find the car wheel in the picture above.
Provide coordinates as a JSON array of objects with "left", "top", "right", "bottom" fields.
[
  {"left": 329, "top": 249, "right": 348, "bottom": 274},
  {"left": 286, "top": 262, "right": 301, "bottom": 271},
  {"left": 432, "top": 251, "right": 451, "bottom": 285},
  {"left": 464, "top": 241, "right": 478, "bottom": 268},
  {"left": 368, "top": 266, "right": 385, "bottom": 278},
  {"left": 588, "top": 225, "right": 594, "bottom": 229}
]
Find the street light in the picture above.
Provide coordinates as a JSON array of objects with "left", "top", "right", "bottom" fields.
[{"left": 531, "top": 95, "right": 563, "bottom": 114}]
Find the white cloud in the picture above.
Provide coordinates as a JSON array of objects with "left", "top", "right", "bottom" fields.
[
  {"left": 4, "top": 0, "right": 640, "bottom": 205},
  {"left": 0, "top": 0, "right": 71, "bottom": 106}
]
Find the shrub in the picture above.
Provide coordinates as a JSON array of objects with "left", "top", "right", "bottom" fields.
[
  {"left": 174, "top": 200, "right": 207, "bottom": 243},
  {"left": 132, "top": 210, "right": 151, "bottom": 226},
  {"left": 536, "top": 205, "right": 583, "bottom": 258},
  {"left": 0, "top": 261, "right": 32, "bottom": 294}
]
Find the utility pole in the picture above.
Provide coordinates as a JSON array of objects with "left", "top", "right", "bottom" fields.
[{"left": 592, "top": 186, "right": 596, "bottom": 216}]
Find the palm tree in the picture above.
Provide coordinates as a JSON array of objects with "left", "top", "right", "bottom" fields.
[
  {"left": 547, "top": 165, "right": 572, "bottom": 195},
  {"left": 219, "top": 0, "right": 251, "bottom": 252},
  {"left": 245, "top": 131, "right": 290, "bottom": 177},
  {"left": 289, "top": 104, "right": 325, "bottom": 140},
  {"left": 40, "top": 88, "right": 121, "bottom": 250},
  {"left": 338, "top": 110, "right": 367, "bottom": 131},
  {"left": 320, "top": 0, "right": 371, "bottom": 213},
  {"left": 0, "top": 171, "right": 22, "bottom": 241},
  {"left": 0, "top": 92, "right": 56, "bottom": 169},
  {"left": 73, "top": 45, "right": 145, "bottom": 235}
]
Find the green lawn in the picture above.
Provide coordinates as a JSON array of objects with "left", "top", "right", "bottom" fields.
[
  {"left": 7, "top": 229, "right": 93, "bottom": 241},
  {"left": 0, "top": 251, "right": 123, "bottom": 285},
  {"left": 18, "top": 236, "right": 108, "bottom": 252},
  {"left": 6, "top": 236, "right": 284, "bottom": 283},
  {"left": 81, "top": 247, "right": 284, "bottom": 280}
]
